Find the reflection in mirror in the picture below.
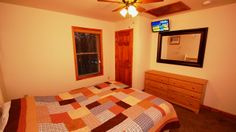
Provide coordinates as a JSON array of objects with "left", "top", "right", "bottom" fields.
[
  {"left": 157, "top": 28, "right": 208, "bottom": 67},
  {"left": 161, "top": 34, "right": 201, "bottom": 62}
]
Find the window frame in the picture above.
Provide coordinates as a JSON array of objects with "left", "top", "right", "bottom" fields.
[{"left": 72, "top": 26, "right": 103, "bottom": 80}]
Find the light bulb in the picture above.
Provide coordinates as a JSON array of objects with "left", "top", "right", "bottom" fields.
[
  {"left": 131, "top": 10, "right": 138, "bottom": 17},
  {"left": 128, "top": 5, "right": 138, "bottom": 17},
  {"left": 120, "top": 8, "right": 127, "bottom": 17}
]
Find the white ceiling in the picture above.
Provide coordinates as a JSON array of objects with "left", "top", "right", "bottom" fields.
[{"left": 0, "top": 0, "right": 235, "bottom": 21}]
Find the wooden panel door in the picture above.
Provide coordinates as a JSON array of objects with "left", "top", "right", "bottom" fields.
[{"left": 115, "top": 29, "right": 133, "bottom": 87}]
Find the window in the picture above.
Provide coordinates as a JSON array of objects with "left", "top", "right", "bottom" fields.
[{"left": 72, "top": 26, "right": 103, "bottom": 80}]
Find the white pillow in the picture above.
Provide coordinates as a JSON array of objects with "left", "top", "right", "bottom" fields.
[{"left": 0, "top": 101, "right": 11, "bottom": 131}]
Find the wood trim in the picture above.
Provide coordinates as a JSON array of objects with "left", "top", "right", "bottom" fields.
[
  {"left": 201, "top": 105, "right": 236, "bottom": 119},
  {"left": 72, "top": 26, "right": 101, "bottom": 34},
  {"left": 71, "top": 26, "right": 104, "bottom": 80},
  {"left": 72, "top": 27, "right": 79, "bottom": 80},
  {"left": 146, "top": 1, "right": 190, "bottom": 17}
]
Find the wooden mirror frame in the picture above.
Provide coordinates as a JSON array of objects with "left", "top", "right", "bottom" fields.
[{"left": 157, "top": 28, "right": 208, "bottom": 67}]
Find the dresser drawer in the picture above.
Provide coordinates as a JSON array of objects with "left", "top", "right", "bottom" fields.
[
  {"left": 169, "top": 78, "right": 203, "bottom": 93},
  {"left": 145, "top": 85, "right": 167, "bottom": 95},
  {"left": 168, "top": 90, "right": 200, "bottom": 109},
  {"left": 145, "top": 80, "right": 168, "bottom": 91},
  {"left": 145, "top": 88, "right": 167, "bottom": 100},
  {"left": 145, "top": 73, "right": 169, "bottom": 84},
  {"left": 169, "top": 86, "right": 201, "bottom": 100}
]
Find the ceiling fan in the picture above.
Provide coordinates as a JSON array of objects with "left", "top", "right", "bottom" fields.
[{"left": 97, "top": 0, "right": 163, "bottom": 17}]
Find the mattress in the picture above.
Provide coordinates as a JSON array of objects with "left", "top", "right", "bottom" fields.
[{"left": 3, "top": 81, "right": 179, "bottom": 132}]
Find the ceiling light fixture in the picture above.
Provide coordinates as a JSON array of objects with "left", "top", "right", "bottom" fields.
[
  {"left": 98, "top": 0, "right": 164, "bottom": 19},
  {"left": 120, "top": 5, "right": 139, "bottom": 18},
  {"left": 128, "top": 5, "right": 138, "bottom": 17},
  {"left": 120, "top": 8, "right": 128, "bottom": 17}
]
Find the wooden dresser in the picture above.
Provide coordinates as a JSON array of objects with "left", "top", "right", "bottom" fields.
[{"left": 144, "top": 70, "right": 208, "bottom": 113}]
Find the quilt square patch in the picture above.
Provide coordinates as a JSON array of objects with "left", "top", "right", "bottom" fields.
[
  {"left": 112, "top": 92, "right": 128, "bottom": 100},
  {"left": 144, "top": 107, "right": 163, "bottom": 122},
  {"left": 48, "top": 104, "right": 74, "bottom": 114},
  {"left": 138, "top": 100, "right": 154, "bottom": 109},
  {"left": 151, "top": 98, "right": 166, "bottom": 106},
  {"left": 36, "top": 106, "right": 51, "bottom": 123},
  {"left": 75, "top": 95, "right": 87, "bottom": 102},
  {"left": 109, "top": 105, "right": 125, "bottom": 115},
  {"left": 65, "top": 118, "right": 86, "bottom": 131},
  {"left": 122, "top": 96, "right": 140, "bottom": 106},
  {"left": 113, "top": 82, "right": 129, "bottom": 88},
  {"left": 86, "top": 101, "right": 101, "bottom": 109},
  {"left": 91, "top": 113, "right": 127, "bottom": 132},
  {"left": 59, "top": 92, "right": 74, "bottom": 100},
  {"left": 107, "top": 96, "right": 120, "bottom": 103},
  {"left": 68, "top": 107, "right": 90, "bottom": 119},
  {"left": 50, "top": 112, "right": 72, "bottom": 123},
  {"left": 96, "top": 110, "right": 116, "bottom": 123},
  {"left": 39, "top": 123, "right": 68, "bottom": 132},
  {"left": 104, "top": 81, "right": 112, "bottom": 84},
  {"left": 71, "top": 102, "right": 81, "bottom": 109},
  {"left": 94, "top": 83, "right": 109, "bottom": 89},
  {"left": 134, "top": 113, "right": 154, "bottom": 132},
  {"left": 107, "top": 118, "right": 142, "bottom": 132},
  {"left": 35, "top": 96, "right": 56, "bottom": 102},
  {"left": 81, "top": 114, "right": 101, "bottom": 129},
  {"left": 121, "top": 89, "right": 135, "bottom": 94},
  {"left": 116, "top": 101, "right": 131, "bottom": 109},
  {"left": 130, "top": 91, "right": 150, "bottom": 100},
  {"left": 122, "top": 105, "right": 145, "bottom": 120},
  {"left": 90, "top": 101, "right": 115, "bottom": 115},
  {"left": 59, "top": 99, "right": 76, "bottom": 106}
]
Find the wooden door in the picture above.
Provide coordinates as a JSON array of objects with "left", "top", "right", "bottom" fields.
[{"left": 115, "top": 29, "right": 133, "bottom": 87}]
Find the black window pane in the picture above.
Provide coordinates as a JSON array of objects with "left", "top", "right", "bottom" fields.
[
  {"left": 74, "top": 32, "right": 98, "bottom": 53},
  {"left": 77, "top": 54, "right": 99, "bottom": 75}
]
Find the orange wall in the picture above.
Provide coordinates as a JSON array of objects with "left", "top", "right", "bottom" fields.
[
  {"left": 150, "top": 3, "right": 236, "bottom": 115},
  {"left": 0, "top": 3, "right": 115, "bottom": 100}
]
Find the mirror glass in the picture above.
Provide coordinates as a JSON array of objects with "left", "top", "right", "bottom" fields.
[
  {"left": 157, "top": 28, "right": 208, "bottom": 67},
  {"left": 161, "top": 34, "right": 201, "bottom": 62}
]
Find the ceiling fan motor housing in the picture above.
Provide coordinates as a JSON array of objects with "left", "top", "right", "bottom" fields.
[{"left": 123, "top": 0, "right": 138, "bottom": 4}]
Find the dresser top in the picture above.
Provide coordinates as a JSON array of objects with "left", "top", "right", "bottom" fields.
[{"left": 146, "top": 70, "right": 208, "bottom": 85}]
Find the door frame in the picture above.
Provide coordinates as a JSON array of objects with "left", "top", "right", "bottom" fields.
[{"left": 115, "top": 29, "right": 133, "bottom": 87}]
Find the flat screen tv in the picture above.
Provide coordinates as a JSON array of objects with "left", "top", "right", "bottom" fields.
[{"left": 151, "top": 19, "right": 170, "bottom": 32}]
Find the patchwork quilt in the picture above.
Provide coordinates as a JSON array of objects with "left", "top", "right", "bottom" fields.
[{"left": 4, "top": 81, "right": 179, "bottom": 132}]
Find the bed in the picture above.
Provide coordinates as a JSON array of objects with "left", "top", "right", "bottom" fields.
[{"left": 1, "top": 81, "right": 179, "bottom": 132}]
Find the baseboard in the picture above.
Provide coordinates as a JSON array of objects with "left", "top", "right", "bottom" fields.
[{"left": 201, "top": 105, "right": 236, "bottom": 119}]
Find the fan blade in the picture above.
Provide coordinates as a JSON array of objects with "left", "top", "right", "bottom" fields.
[
  {"left": 136, "top": 6, "right": 146, "bottom": 12},
  {"left": 97, "top": 0, "right": 123, "bottom": 3},
  {"left": 138, "top": 0, "right": 163, "bottom": 4},
  {"left": 112, "top": 6, "right": 126, "bottom": 12}
]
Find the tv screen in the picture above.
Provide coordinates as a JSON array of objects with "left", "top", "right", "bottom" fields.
[{"left": 151, "top": 19, "right": 170, "bottom": 32}]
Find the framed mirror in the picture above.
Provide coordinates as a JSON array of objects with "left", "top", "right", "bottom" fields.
[{"left": 157, "top": 28, "right": 208, "bottom": 67}]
